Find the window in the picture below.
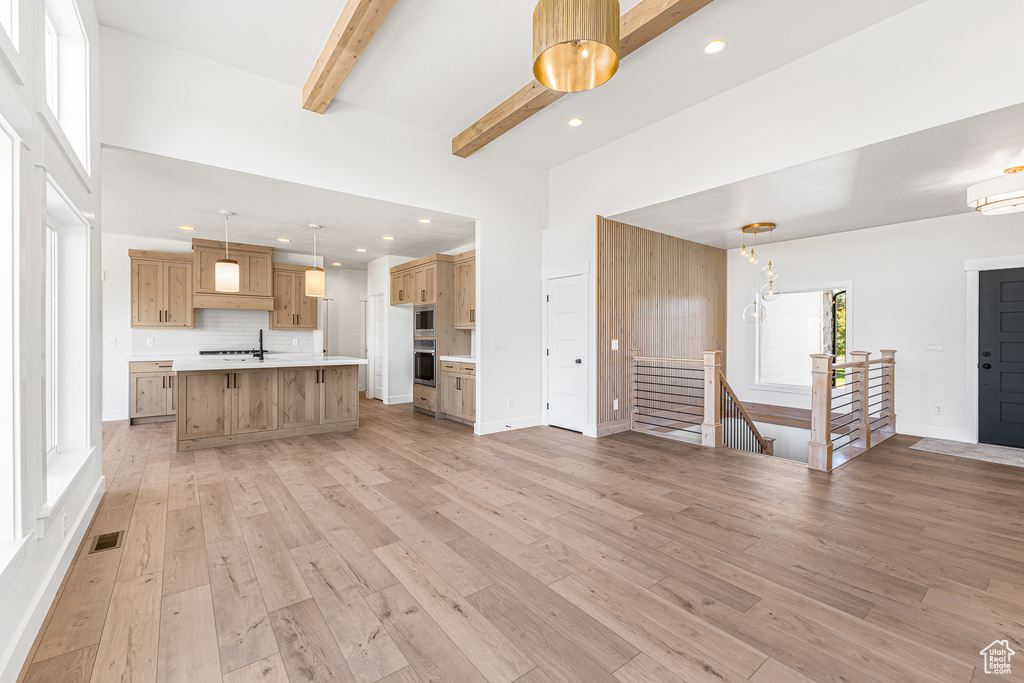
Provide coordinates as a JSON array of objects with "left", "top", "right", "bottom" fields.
[
  {"left": 0, "top": 0, "right": 17, "bottom": 50},
  {"left": 44, "top": 12, "right": 57, "bottom": 113},
  {"left": 45, "top": 218, "right": 58, "bottom": 459},
  {"left": 42, "top": 0, "right": 88, "bottom": 170},
  {"left": 757, "top": 287, "right": 848, "bottom": 389},
  {"left": 0, "top": 120, "right": 15, "bottom": 544}
]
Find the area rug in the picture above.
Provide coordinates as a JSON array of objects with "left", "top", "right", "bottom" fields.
[{"left": 909, "top": 438, "right": 1024, "bottom": 468}]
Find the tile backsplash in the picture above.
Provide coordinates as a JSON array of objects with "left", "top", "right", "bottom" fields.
[{"left": 131, "top": 308, "right": 316, "bottom": 357}]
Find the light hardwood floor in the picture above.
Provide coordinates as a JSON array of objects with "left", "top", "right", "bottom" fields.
[{"left": 18, "top": 397, "right": 1024, "bottom": 682}]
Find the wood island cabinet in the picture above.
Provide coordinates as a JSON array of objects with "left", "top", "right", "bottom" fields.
[{"left": 176, "top": 364, "right": 362, "bottom": 451}]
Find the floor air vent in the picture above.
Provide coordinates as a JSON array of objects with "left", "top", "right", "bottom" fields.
[{"left": 88, "top": 531, "right": 125, "bottom": 554}]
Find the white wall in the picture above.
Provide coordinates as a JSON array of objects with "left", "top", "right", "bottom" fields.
[
  {"left": 727, "top": 211, "right": 1024, "bottom": 445},
  {"left": 101, "top": 27, "right": 548, "bottom": 434},
  {"left": 548, "top": 0, "right": 1024, "bottom": 227},
  {"left": 325, "top": 267, "right": 367, "bottom": 390},
  {"left": 0, "top": 0, "right": 104, "bottom": 678}
]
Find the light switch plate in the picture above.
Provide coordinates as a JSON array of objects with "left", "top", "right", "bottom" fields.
[
  {"left": 104, "top": 338, "right": 116, "bottom": 347},
  {"left": 493, "top": 340, "right": 508, "bottom": 351},
  {"left": 926, "top": 341, "right": 944, "bottom": 351},
  {"left": 612, "top": 339, "right": 619, "bottom": 350}
]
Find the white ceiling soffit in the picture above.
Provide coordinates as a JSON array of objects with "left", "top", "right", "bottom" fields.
[
  {"left": 94, "top": 0, "right": 927, "bottom": 169},
  {"left": 101, "top": 146, "right": 476, "bottom": 270},
  {"left": 611, "top": 102, "right": 1024, "bottom": 249}
]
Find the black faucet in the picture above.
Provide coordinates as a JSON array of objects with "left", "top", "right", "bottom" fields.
[{"left": 255, "top": 329, "right": 265, "bottom": 360}]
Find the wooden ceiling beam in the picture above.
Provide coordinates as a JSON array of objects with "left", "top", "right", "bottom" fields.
[
  {"left": 452, "top": 0, "right": 714, "bottom": 158},
  {"left": 302, "top": 0, "right": 398, "bottom": 115}
]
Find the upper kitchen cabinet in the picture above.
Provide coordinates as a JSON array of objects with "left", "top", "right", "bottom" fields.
[
  {"left": 192, "top": 238, "right": 275, "bottom": 310},
  {"left": 454, "top": 250, "right": 476, "bottom": 329},
  {"left": 390, "top": 269, "right": 415, "bottom": 305},
  {"left": 390, "top": 255, "right": 451, "bottom": 306},
  {"left": 271, "top": 263, "right": 318, "bottom": 330},
  {"left": 413, "top": 262, "right": 437, "bottom": 305},
  {"left": 130, "top": 250, "right": 194, "bottom": 329}
]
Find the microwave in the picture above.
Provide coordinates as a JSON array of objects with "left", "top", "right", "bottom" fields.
[{"left": 414, "top": 305, "right": 435, "bottom": 337}]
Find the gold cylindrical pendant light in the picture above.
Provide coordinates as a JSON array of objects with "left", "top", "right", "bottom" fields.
[
  {"left": 305, "top": 224, "right": 325, "bottom": 298},
  {"left": 534, "top": 0, "right": 620, "bottom": 93}
]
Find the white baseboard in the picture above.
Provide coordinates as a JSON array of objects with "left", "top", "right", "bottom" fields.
[
  {"left": 896, "top": 422, "right": 973, "bottom": 443},
  {"left": 102, "top": 410, "right": 128, "bottom": 422},
  {"left": 476, "top": 414, "right": 543, "bottom": 435},
  {"left": 0, "top": 475, "right": 104, "bottom": 683},
  {"left": 384, "top": 394, "right": 412, "bottom": 405}
]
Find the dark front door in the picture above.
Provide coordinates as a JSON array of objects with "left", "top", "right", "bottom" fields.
[{"left": 979, "top": 267, "right": 1024, "bottom": 447}]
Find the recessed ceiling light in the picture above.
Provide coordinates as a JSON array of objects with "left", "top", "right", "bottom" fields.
[
  {"left": 356, "top": 248, "right": 367, "bottom": 252},
  {"left": 179, "top": 225, "right": 195, "bottom": 231},
  {"left": 419, "top": 218, "right": 432, "bottom": 223},
  {"left": 383, "top": 236, "right": 395, "bottom": 240},
  {"left": 704, "top": 39, "right": 727, "bottom": 54},
  {"left": 568, "top": 118, "right": 584, "bottom": 127},
  {"left": 277, "top": 237, "right": 290, "bottom": 242},
  {"left": 332, "top": 262, "right": 341, "bottom": 266}
]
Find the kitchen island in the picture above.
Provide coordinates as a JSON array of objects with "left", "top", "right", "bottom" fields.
[{"left": 172, "top": 355, "right": 367, "bottom": 452}]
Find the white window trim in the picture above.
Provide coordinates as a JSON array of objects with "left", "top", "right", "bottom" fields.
[
  {"left": 750, "top": 280, "right": 854, "bottom": 395},
  {"left": 45, "top": 217, "right": 58, "bottom": 462}
]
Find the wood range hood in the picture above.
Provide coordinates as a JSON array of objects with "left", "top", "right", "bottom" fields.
[{"left": 191, "top": 238, "right": 276, "bottom": 311}]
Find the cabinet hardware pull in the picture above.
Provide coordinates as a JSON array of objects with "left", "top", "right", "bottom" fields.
[
  {"left": 226, "top": 373, "right": 230, "bottom": 388},
  {"left": 159, "top": 310, "right": 162, "bottom": 322},
  {"left": 422, "top": 289, "right": 425, "bottom": 301},
  {"left": 163, "top": 376, "right": 166, "bottom": 389},
  {"left": 470, "top": 309, "right": 475, "bottom": 323}
]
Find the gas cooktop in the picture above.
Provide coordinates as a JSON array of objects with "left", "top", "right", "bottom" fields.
[{"left": 199, "top": 349, "right": 259, "bottom": 356}]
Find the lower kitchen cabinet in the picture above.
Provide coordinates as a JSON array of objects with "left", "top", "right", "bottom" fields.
[
  {"left": 176, "top": 364, "right": 361, "bottom": 451},
  {"left": 439, "top": 362, "right": 476, "bottom": 424},
  {"left": 129, "top": 361, "right": 177, "bottom": 424}
]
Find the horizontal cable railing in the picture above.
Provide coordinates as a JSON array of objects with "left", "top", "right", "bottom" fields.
[
  {"left": 809, "top": 350, "right": 896, "bottom": 472},
  {"left": 630, "top": 352, "right": 773, "bottom": 456},
  {"left": 630, "top": 356, "right": 705, "bottom": 442}
]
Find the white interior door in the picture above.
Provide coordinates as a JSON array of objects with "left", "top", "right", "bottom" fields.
[
  {"left": 547, "top": 274, "right": 588, "bottom": 432},
  {"left": 373, "top": 295, "right": 385, "bottom": 400}
]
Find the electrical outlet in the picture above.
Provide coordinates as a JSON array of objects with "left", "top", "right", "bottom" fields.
[
  {"left": 611, "top": 339, "right": 619, "bottom": 350},
  {"left": 926, "top": 341, "right": 944, "bottom": 351},
  {"left": 493, "top": 340, "right": 508, "bottom": 351},
  {"left": 60, "top": 513, "right": 67, "bottom": 540},
  {"left": 104, "top": 338, "right": 116, "bottom": 347},
  {"left": 507, "top": 398, "right": 513, "bottom": 408},
  {"left": 935, "top": 405, "right": 943, "bottom": 415},
  {"left": 293, "top": 338, "right": 299, "bottom": 346},
  {"left": 613, "top": 399, "right": 619, "bottom": 410},
  {"left": 146, "top": 338, "right": 154, "bottom": 347}
]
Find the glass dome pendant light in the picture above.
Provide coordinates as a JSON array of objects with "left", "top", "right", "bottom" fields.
[
  {"left": 305, "top": 224, "right": 326, "bottom": 298},
  {"left": 215, "top": 211, "right": 240, "bottom": 293},
  {"left": 761, "top": 227, "right": 779, "bottom": 280},
  {"left": 743, "top": 295, "right": 767, "bottom": 325},
  {"left": 760, "top": 279, "right": 781, "bottom": 302}
]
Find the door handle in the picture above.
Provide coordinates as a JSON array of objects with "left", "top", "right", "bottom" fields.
[
  {"left": 575, "top": 358, "right": 582, "bottom": 364},
  {"left": 982, "top": 363, "right": 992, "bottom": 370}
]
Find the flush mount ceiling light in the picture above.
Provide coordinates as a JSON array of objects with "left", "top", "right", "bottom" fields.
[
  {"left": 356, "top": 248, "right": 367, "bottom": 252},
  {"left": 568, "top": 117, "right": 584, "bottom": 127},
  {"left": 968, "top": 167, "right": 1024, "bottom": 215},
  {"left": 383, "top": 235, "right": 395, "bottom": 240},
  {"left": 534, "top": 0, "right": 620, "bottom": 93},
  {"left": 179, "top": 225, "right": 195, "bottom": 231},
  {"left": 704, "top": 39, "right": 727, "bottom": 54},
  {"left": 332, "top": 262, "right": 341, "bottom": 266},
  {"left": 278, "top": 237, "right": 291, "bottom": 242},
  {"left": 215, "top": 211, "right": 240, "bottom": 293},
  {"left": 419, "top": 218, "right": 432, "bottom": 223},
  {"left": 305, "top": 224, "right": 325, "bottom": 298}
]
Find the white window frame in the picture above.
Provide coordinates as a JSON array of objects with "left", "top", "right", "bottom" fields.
[
  {"left": 45, "top": 217, "right": 58, "bottom": 461},
  {"left": 753, "top": 280, "right": 853, "bottom": 395},
  {"left": 0, "top": 116, "right": 18, "bottom": 546},
  {"left": 43, "top": 12, "right": 58, "bottom": 115},
  {"left": 41, "top": 0, "right": 89, "bottom": 175}
]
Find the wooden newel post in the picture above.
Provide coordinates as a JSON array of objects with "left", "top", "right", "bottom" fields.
[
  {"left": 702, "top": 351, "right": 723, "bottom": 447},
  {"left": 808, "top": 354, "right": 835, "bottom": 472},
  {"left": 880, "top": 349, "right": 897, "bottom": 433},
  {"left": 849, "top": 351, "right": 871, "bottom": 452}
]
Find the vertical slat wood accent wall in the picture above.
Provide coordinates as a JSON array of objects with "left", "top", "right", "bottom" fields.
[{"left": 596, "top": 216, "right": 727, "bottom": 432}]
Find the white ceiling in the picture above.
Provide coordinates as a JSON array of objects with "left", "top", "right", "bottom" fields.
[
  {"left": 94, "top": 0, "right": 927, "bottom": 169},
  {"left": 101, "top": 147, "right": 477, "bottom": 270},
  {"left": 611, "top": 103, "right": 1024, "bottom": 249}
]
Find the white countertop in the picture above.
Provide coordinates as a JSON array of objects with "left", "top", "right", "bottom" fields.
[
  {"left": 173, "top": 355, "right": 368, "bottom": 372},
  {"left": 440, "top": 355, "right": 477, "bottom": 364}
]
